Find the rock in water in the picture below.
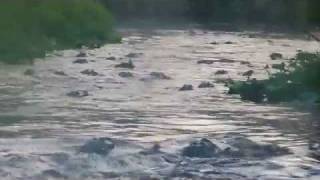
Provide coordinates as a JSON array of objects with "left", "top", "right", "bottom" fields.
[
  {"left": 67, "top": 90, "right": 89, "bottom": 98},
  {"left": 215, "top": 70, "right": 228, "bottom": 75},
  {"left": 81, "top": 69, "right": 99, "bottom": 76},
  {"left": 270, "top": 53, "right": 283, "bottom": 60},
  {"left": 198, "top": 82, "right": 214, "bottom": 88},
  {"left": 73, "top": 59, "right": 88, "bottom": 64},
  {"left": 115, "top": 60, "right": 135, "bottom": 69},
  {"left": 24, "top": 69, "right": 35, "bottom": 76},
  {"left": 53, "top": 71, "right": 67, "bottom": 76},
  {"left": 150, "top": 72, "right": 171, "bottom": 80},
  {"left": 42, "top": 170, "right": 66, "bottom": 178},
  {"left": 224, "top": 136, "right": 291, "bottom": 158},
  {"left": 179, "top": 84, "right": 193, "bottom": 91},
  {"left": 79, "top": 137, "right": 114, "bottom": 155},
  {"left": 182, "top": 138, "right": 220, "bottom": 158},
  {"left": 126, "top": 53, "right": 143, "bottom": 58},
  {"left": 119, "top": 72, "right": 134, "bottom": 78},
  {"left": 197, "top": 60, "right": 214, "bottom": 64},
  {"left": 106, "top": 56, "right": 116, "bottom": 60},
  {"left": 76, "top": 51, "right": 87, "bottom": 57},
  {"left": 224, "top": 41, "right": 234, "bottom": 44}
]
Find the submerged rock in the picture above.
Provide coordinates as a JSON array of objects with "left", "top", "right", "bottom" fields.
[
  {"left": 53, "top": 71, "right": 67, "bottom": 76},
  {"left": 197, "top": 60, "right": 214, "bottom": 64},
  {"left": 76, "top": 51, "right": 87, "bottom": 58},
  {"left": 216, "top": 58, "right": 235, "bottom": 63},
  {"left": 198, "top": 82, "right": 215, "bottom": 88},
  {"left": 42, "top": 169, "right": 66, "bottom": 178},
  {"left": 242, "top": 70, "right": 254, "bottom": 80},
  {"left": 210, "top": 41, "right": 219, "bottom": 45},
  {"left": 119, "top": 72, "right": 134, "bottom": 78},
  {"left": 215, "top": 70, "right": 228, "bottom": 75},
  {"left": 224, "top": 41, "right": 234, "bottom": 44},
  {"left": 126, "top": 53, "right": 143, "bottom": 58},
  {"left": 115, "top": 60, "right": 135, "bottom": 69},
  {"left": 270, "top": 53, "right": 283, "bottom": 60},
  {"left": 140, "top": 144, "right": 161, "bottom": 155},
  {"left": 240, "top": 61, "right": 251, "bottom": 66},
  {"left": 81, "top": 69, "right": 99, "bottom": 76},
  {"left": 179, "top": 84, "right": 193, "bottom": 91},
  {"left": 150, "top": 72, "right": 171, "bottom": 80},
  {"left": 182, "top": 138, "right": 220, "bottom": 158},
  {"left": 224, "top": 136, "right": 291, "bottom": 158},
  {"left": 67, "top": 90, "right": 89, "bottom": 98},
  {"left": 106, "top": 56, "right": 116, "bottom": 60},
  {"left": 73, "top": 59, "right": 88, "bottom": 64},
  {"left": 272, "top": 63, "right": 286, "bottom": 71},
  {"left": 79, "top": 137, "right": 114, "bottom": 155},
  {"left": 24, "top": 69, "right": 35, "bottom": 76}
]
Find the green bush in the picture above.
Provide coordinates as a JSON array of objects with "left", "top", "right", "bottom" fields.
[
  {"left": 0, "top": 0, "right": 117, "bottom": 64},
  {"left": 228, "top": 52, "right": 320, "bottom": 104}
]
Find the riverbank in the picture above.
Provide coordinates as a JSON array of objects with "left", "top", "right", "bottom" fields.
[{"left": 0, "top": 0, "right": 118, "bottom": 64}]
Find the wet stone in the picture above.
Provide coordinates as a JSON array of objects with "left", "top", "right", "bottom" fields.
[
  {"left": 73, "top": 59, "right": 88, "bottom": 64},
  {"left": 210, "top": 41, "right": 219, "bottom": 45},
  {"left": 106, "top": 56, "right": 116, "bottom": 60},
  {"left": 215, "top": 58, "right": 235, "bottom": 63},
  {"left": 139, "top": 144, "right": 161, "bottom": 155},
  {"left": 81, "top": 69, "right": 99, "bottom": 76},
  {"left": 24, "top": 69, "right": 35, "bottom": 76},
  {"left": 240, "top": 61, "right": 251, "bottom": 65},
  {"left": 179, "top": 84, "right": 193, "bottom": 91},
  {"left": 119, "top": 72, "right": 134, "bottom": 78},
  {"left": 115, "top": 60, "right": 135, "bottom": 69},
  {"left": 242, "top": 70, "right": 254, "bottom": 79},
  {"left": 215, "top": 70, "right": 228, "bottom": 75},
  {"left": 76, "top": 51, "right": 87, "bottom": 57},
  {"left": 42, "top": 169, "right": 66, "bottom": 178},
  {"left": 224, "top": 136, "right": 291, "bottom": 158},
  {"left": 270, "top": 53, "right": 283, "bottom": 60},
  {"left": 198, "top": 82, "right": 215, "bottom": 88},
  {"left": 272, "top": 63, "right": 286, "bottom": 71},
  {"left": 67, "top": 90, "right": 89, "bottom": 98},
  {"left": 182, "top": 138, "right": 220, "bottom": 158},
  {"left": 150, "top": 72, "right": 171, "bottom": 80},
  {"left": 198, "top": 60, "right": 214, "bottom": 64},
  {"left": 79, "top": 137, "right": 114, "bottom": 155},
  {"left": 53, "top": 71, "right": 67, "bottom": 76},
  {"left": 224, "top": 41, "right": 234, "bottom": 44},
  {"left": 126, "top": 52, "right": 143, "bottom": 58}
]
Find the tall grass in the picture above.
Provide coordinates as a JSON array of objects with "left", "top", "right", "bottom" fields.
[{"left": 0, "top": 0, "right": 118, "bottom": 64}]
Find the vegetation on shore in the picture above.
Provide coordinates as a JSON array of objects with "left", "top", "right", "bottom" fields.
[
  {"left": 0, "top": 0, "right": 119, "bottom": 64},
  {"left": 228, "top": 52, "right": 320, "bottom": 104}
]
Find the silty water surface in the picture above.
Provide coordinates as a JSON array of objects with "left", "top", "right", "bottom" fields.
[{"left": 0, "top": 28, "right": 319, "bottom": 179}]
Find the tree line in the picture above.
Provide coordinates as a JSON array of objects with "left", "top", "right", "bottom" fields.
[{"left": 101, "top": 0, "right": 320, "bottom": 26}]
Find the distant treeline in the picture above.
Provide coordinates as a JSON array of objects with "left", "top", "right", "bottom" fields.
[{"left": 101, "top": 0, "right": 320, "bottom": 26}]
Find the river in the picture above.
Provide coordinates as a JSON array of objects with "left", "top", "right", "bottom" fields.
[{"left": 0, "top": 28, "right": 319, "bottom": 179}]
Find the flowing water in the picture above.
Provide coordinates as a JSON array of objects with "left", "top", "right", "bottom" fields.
[{"left": 0, "top": 28, "right": 320, "bottom": 179}]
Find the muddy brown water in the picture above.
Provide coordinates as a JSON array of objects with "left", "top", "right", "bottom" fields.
[{"left": 0, "top": 28, "right": 320, "bottom": 179}]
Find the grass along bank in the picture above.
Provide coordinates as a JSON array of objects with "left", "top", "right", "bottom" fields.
[
  {"left": 0, "top": 0, "right": 120, "bottom": 64},
  {"left": 228, "top": 52, "right": 320, "bottom": 105}
]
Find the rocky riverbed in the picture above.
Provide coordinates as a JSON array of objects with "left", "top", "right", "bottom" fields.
[{"left": 0, "top": 28, "right": 320, "bottom": 179}]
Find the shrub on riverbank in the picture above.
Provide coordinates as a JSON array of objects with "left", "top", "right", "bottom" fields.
[
  {"left": 228, "top": 52, "right": 320, "bottom": 104},
  {"left": 0, "top": 0, "right": 118, "bottom": 64}
]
